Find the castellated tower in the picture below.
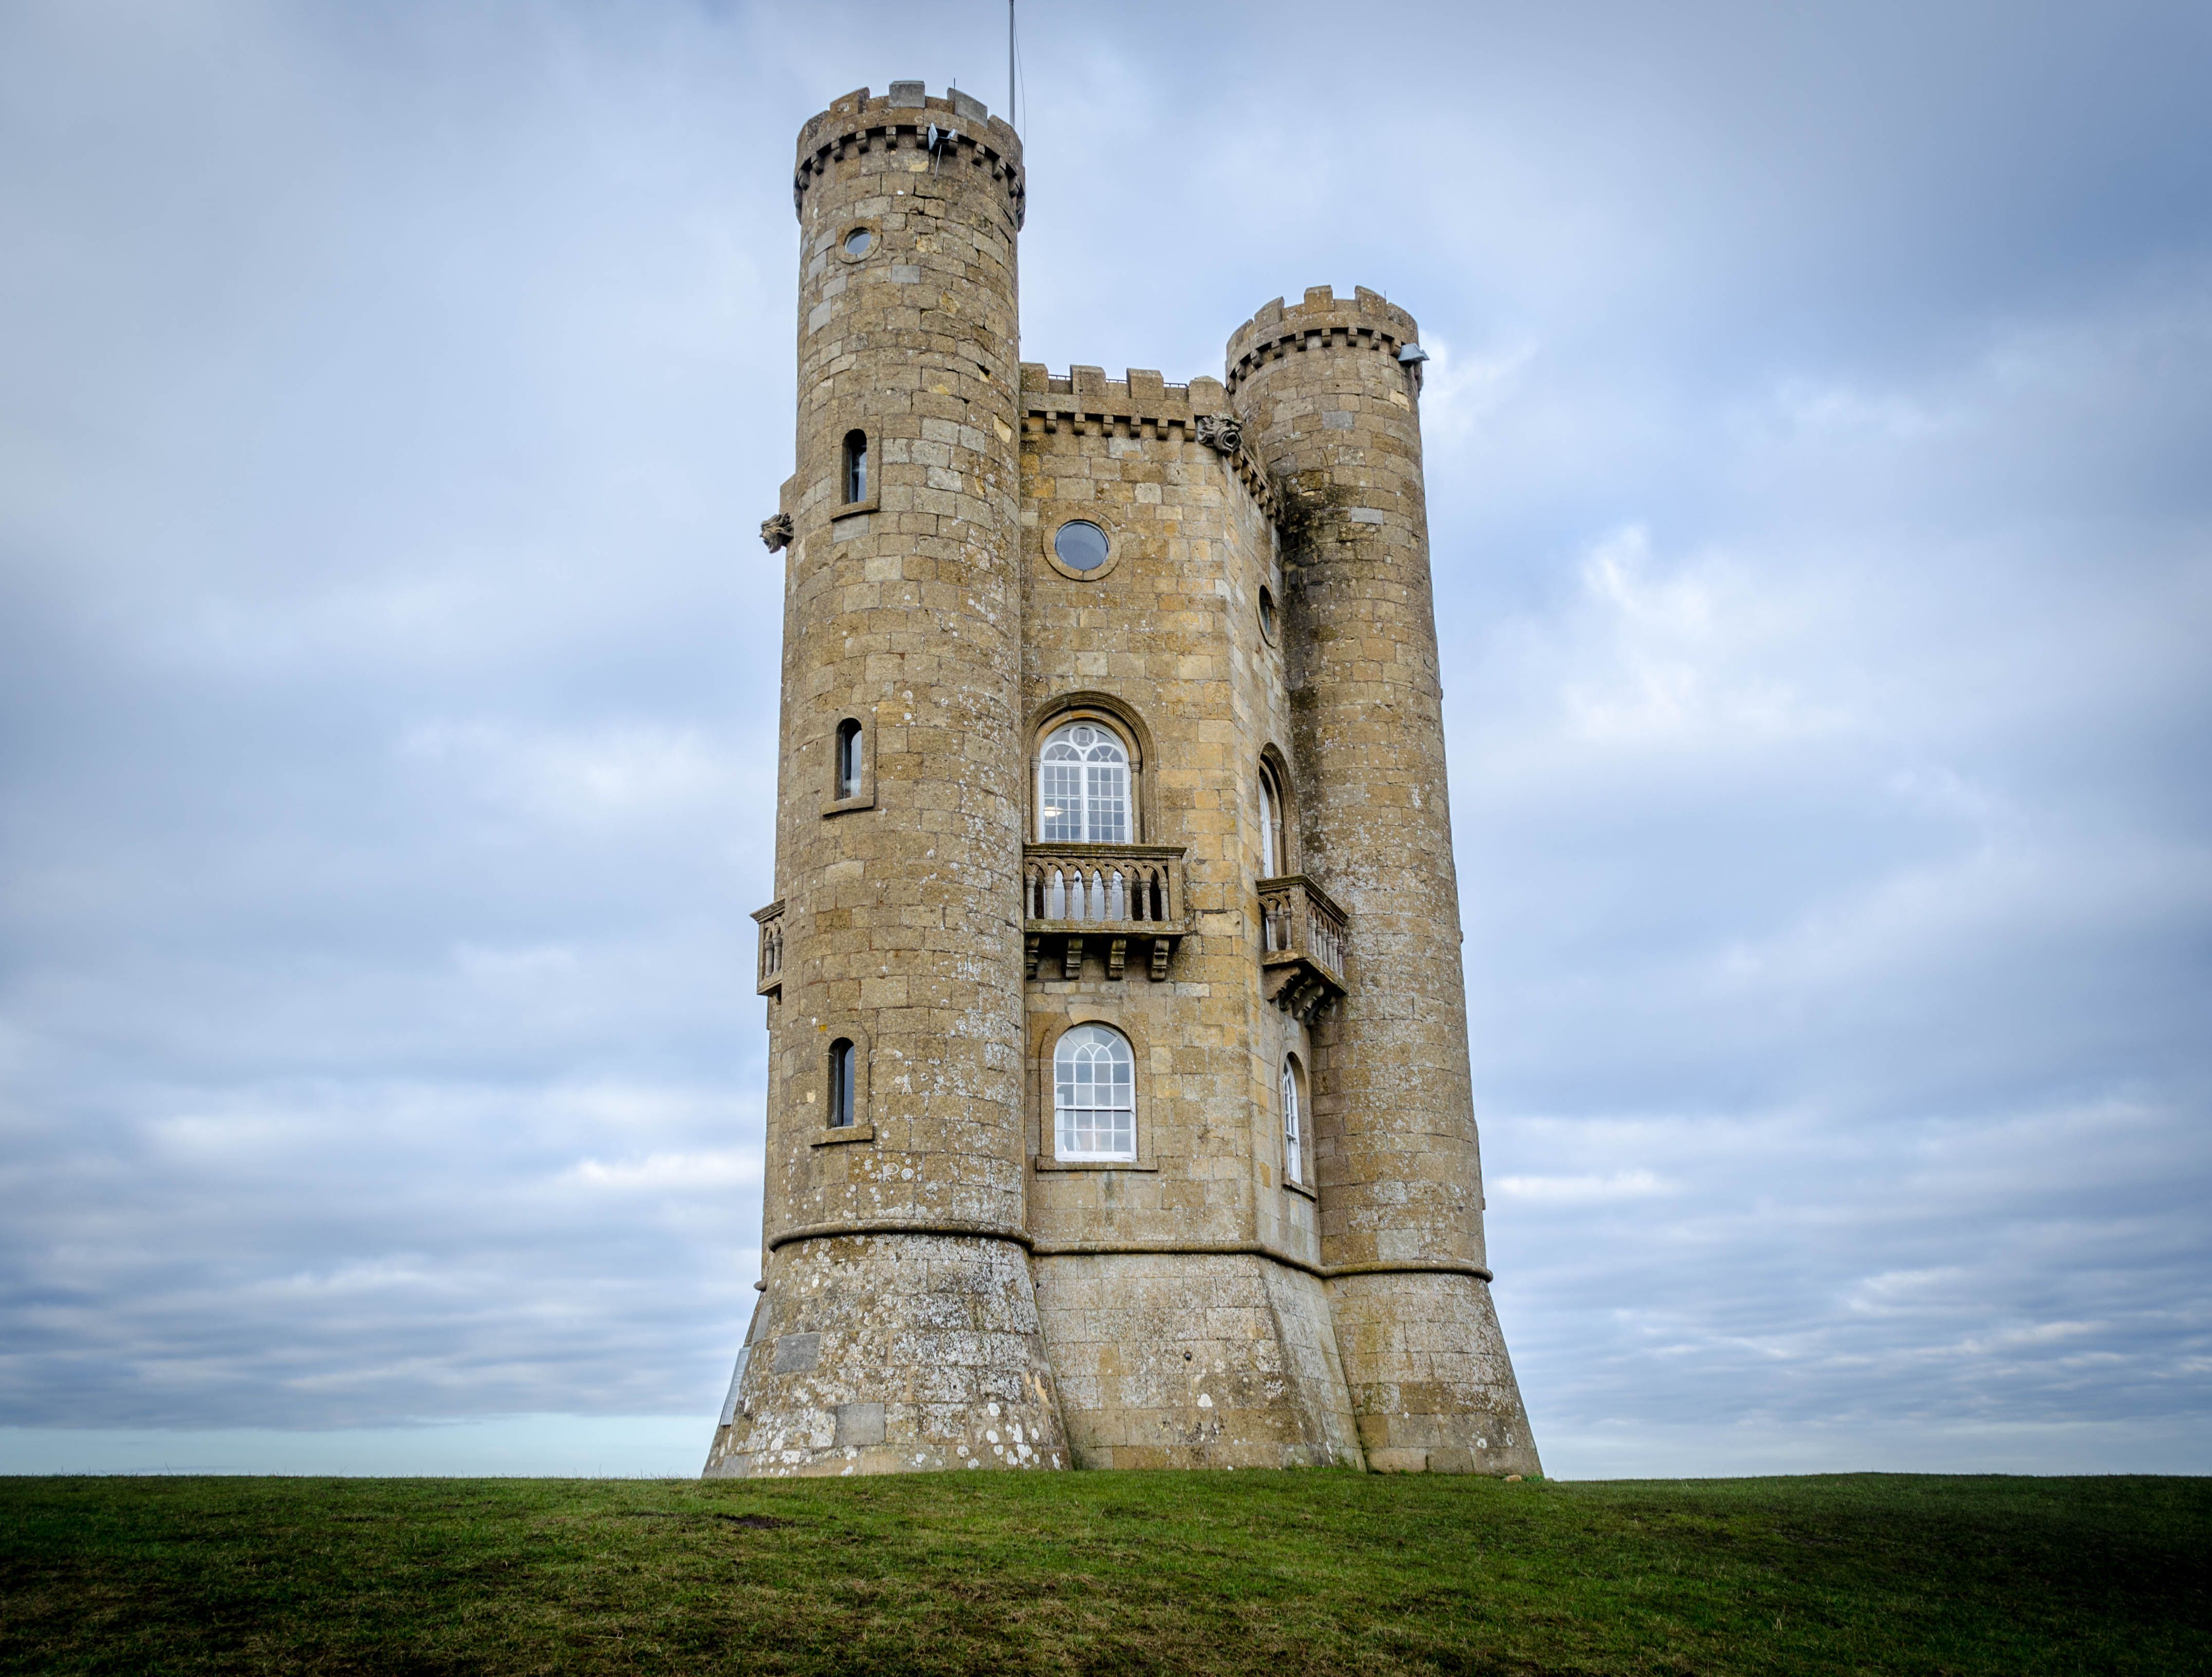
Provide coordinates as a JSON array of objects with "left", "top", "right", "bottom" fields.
[{"left": 705, "top": 82, "right": 1537, "bottom": 1477}]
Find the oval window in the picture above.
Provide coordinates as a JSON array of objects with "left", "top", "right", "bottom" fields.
[
  {"left": 1053, "top": 520, "right": 1110, "bottom": 572},
  {"left": 1258, "top": 585, "right": 1278, "bottom": 643},
  {"left": 843, "top": 227, "right": 874, "bottom": 258}
]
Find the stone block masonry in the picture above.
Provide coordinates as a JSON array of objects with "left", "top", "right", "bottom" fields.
[{"left": 703, "top": 85, "right": 1537, "bottom": 1479}]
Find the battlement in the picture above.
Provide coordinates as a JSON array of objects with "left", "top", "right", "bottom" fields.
[
  {"left": 1018, "top": 365, "right": 1215, "bottom": 428},
  {"left": 793, "top": 82, "right": 1025, "bottom": 227},
  {"left": 1224, "top": 286, "right": 1419, "bottom": 397},
  {"left": 1018, "top": 364, "right": 1280, "bottom": 521}
]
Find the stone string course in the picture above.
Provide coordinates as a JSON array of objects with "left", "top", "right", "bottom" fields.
[{"left": 704, "top": 82, "right": 1538, "bottom": 1481}]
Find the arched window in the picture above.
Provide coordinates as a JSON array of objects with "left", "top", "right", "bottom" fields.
[
  {"left": 1054, "top": 1023, "right": 1135, "bottom": 1161},
  {"left": 1259, "top": 762, "right": 1286, "bottom": 876},
  {"left": 1038, "top": 722, "right": 1130, "bottom": 844},
  {"left": 834, "top": 719, "right": 862, "bottom": 800},
  {"left": 842, "top": 430, "right": 868, "bottom": 504},
  {"left": 828, "top": 1038, "right": 857, "bottom": 1128},
  {"left": 1280, "top": 1054, "right": 1304, "bottom": 1186}
]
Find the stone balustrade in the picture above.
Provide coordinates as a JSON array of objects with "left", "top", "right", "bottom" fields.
[
  {"left": 1022, "top": 844, "right": 1187, "bottom": 981},
  {"left": 1257, "top": 874, "right": 1349, "bottom": 1020},
  {"left": 753, "top": 900, "right": 785, "bottom": 996}
]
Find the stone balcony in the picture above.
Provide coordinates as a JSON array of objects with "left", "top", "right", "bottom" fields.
[
  {"left": 1022, "top": 844, "right": 1188, "bottom": 981},
  {"left": 753, "top": 900, "right": 785, "bottom": 996},
  {"left": 1258, "top": 874, "right": 1349, "bottom": 1021}
]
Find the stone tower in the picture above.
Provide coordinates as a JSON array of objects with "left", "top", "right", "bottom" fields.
[{"left": 705, "top": 82, "right": 1538, "bottom": 1478}]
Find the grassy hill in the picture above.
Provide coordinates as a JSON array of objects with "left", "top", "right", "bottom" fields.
[{"left": 3, "top": 1470, "right": 2205, "bottom": 1674}]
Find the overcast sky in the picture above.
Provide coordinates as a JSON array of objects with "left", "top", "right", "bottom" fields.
[{"left": 3, "top": 0, "right": 2207, "bottom": 1477}]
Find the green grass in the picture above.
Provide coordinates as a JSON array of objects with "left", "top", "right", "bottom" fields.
[{"left": 1, "top": 1472, "right": 2205, "bottom": 1675}]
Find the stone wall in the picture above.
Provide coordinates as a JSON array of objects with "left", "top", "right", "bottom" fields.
[
  {"left": 1013, "top": 366, "right": 1359, "bottom": 1466},
  {"left": 708, "top": 83, "right": 1066, "bottom": 1480},
  {"left": 709, "top": 87, "right": 1538, "bottom": 1480},
  {"left": 1230, "top": 285, "right": 1540, "bottom": 1476}
]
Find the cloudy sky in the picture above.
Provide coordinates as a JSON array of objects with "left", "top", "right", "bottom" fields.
[{"left": 3, "top": 0, "right": 2206, "bottom": 1477}]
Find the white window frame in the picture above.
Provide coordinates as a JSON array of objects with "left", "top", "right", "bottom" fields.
[
  {"left": 1037, "top": 721, "right": 1132, "bottom": 845},
  {"left": 1281, "top": 1055, "right": 1303, "bottom": 1186},
  {"left": 1053, "top": 1022, "right": 1137, "bottom": 1162}
]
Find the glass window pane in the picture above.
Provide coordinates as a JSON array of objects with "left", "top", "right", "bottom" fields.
[
  {"left": 1053, "top": 1024, "right": 1136, "bottom": 1161},
  {"left": 1053, "top": 520, "right": 1109, "bottom": 572}
]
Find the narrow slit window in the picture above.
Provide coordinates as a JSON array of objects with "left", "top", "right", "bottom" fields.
[
  {"left": 842, "top": 430, "right": 868, "bottom": 504},
  {"left": 1055, "top": 1023, "right": 1136, "bottom": 1162},
  {"left": 828, "top": 1038, "right": 857, "bottom": 1128},
  {"left": 1281, "top": 1055, "right": 1304, "bottom": 1186},
  {"left": 834, "top": 719, "right": 862, "bottom": 800}
]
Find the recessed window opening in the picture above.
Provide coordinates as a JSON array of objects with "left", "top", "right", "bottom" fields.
[
  {"left": 835, "top": 719, "right": 863, "bottom": 800},
  {"left": 1038, "top": 722, "right": 1129, "bottom": 844},
  {"left": 1259, "top": 763, "right": 1286, "bottom": 876},
  {"left": 1053, "top": 519, "right": 1109, "bottom": 572},
  {"left": 828, "top": 1038, "right": 858, "bottom": 1128},
  {"left": 1281, "top": 1055, "right": 1304, "bottom": 1185},
  {"left": 843, "top": 226, "right": 873, "bottom": 258},
  {"left": 842, "top": 430, "right": 868, "bottom": 504},
  {"left": 1258, "top": 585, "right": 1278, "bottom": 643},
  {"left": 1055, "top": 1023, "right": 1136, "bottom": 1161}
]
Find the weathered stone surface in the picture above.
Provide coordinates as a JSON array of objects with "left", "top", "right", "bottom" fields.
[{"left": 705, "top": 92, "right": 1537, "bottom": 1479}]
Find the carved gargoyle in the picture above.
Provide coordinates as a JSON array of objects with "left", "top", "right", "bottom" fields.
[
  {"left": 759, "top": 511, "right": 794, "bottom": 552},
  {"left": 1195, "top": 413, "right": 1243, "bottom": 457}
]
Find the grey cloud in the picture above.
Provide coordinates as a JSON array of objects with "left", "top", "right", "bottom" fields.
[{"left": 2, "top": 0, "right": 2206, "bottom": 1470}]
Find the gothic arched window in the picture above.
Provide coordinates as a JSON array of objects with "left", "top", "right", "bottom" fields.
[
  {"left": 1259, "top": 761, "right": 1287, "bottom": 877},
  {"left": 1281, "top": 1054, "right": 1305, "bottom": 1186},
  {"left": 1054, "top": 1023, "right": 1136, "bottom": 1161},
  {"left": 1038, "top": 721, "right": 1130, "bottom": 845}
]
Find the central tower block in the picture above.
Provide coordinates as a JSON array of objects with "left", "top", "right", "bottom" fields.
[{"left": 705, "top": 85, "right": 1067, "bottom": 1477}]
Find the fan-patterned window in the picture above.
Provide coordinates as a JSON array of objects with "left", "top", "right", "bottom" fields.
[
  {"left": 1054, "top": 1023, "right": 1136, "bottom": 1161},
  {"left": 1038, "top": 722, "right": 1130, "bottom": 844}
]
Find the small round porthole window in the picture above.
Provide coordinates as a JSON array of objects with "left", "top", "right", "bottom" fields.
[
  {"left": 1258, "top": 585, "right": 1279, "bottom": 644},
  {"left": 842, "top": 226, "right": 875, "bottom": 259},
  {"left": 1053, "top": 520, "right": 1110, "bottom": 573}
]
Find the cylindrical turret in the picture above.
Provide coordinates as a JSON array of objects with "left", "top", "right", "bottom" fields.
[
  {"left": 706, "top": 84, "right": 1067, "bottom": 1478},
  {"left": 1229, "top": 286, "right": 1538, "bottom": 1475}
]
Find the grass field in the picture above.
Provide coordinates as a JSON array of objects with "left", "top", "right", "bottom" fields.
[{"left": 2, "top": 1471, "right": 2205, "bottom": 1674}]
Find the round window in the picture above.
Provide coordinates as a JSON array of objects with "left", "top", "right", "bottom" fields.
[
  {"left": 843, "top": 227, "right": 874, "bottom": 258},
  {"left": 1258, "top": 585, "right": 1279, "bottom": 644},
  {"left": 1053, "top": 520, "right": 1110, "bottom": 572}
]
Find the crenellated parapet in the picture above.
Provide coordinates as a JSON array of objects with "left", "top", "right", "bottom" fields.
[
  {"left": 1224, "top": 285, "right": 1419, "bottom": 398},
  {"left": 793, "top": 83, "right": 1026, "bottom": 229},
  {"left": 1018, "top": 364, "right": 1283, "bottom": 523}
]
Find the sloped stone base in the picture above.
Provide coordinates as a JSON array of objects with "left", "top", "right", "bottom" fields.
[
  {"left": 1326, "top": 1271, "right": 1541, "bottom": 1476},
  {"left": 703, "top": 1233, "right": 1069, "bottom": 1478},
  {"left": 1032, "top": 1251, "right": 1364, "bottom": 1469}
]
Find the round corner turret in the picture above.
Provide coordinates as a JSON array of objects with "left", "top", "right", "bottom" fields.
[
  {"left": 792, "top": 82, "right": 1025, "bottom": 229},
  {"left": 1224, "top": 285, "right": 1419, "bottom": 396}
]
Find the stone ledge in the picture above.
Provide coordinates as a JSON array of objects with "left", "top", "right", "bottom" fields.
[
  {"left": 1033, "top": 1157, "right": 1160, "bottom": 1173},
  {"left": 810, "top": 1124, "right": 875, "bottom": 1147}
]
